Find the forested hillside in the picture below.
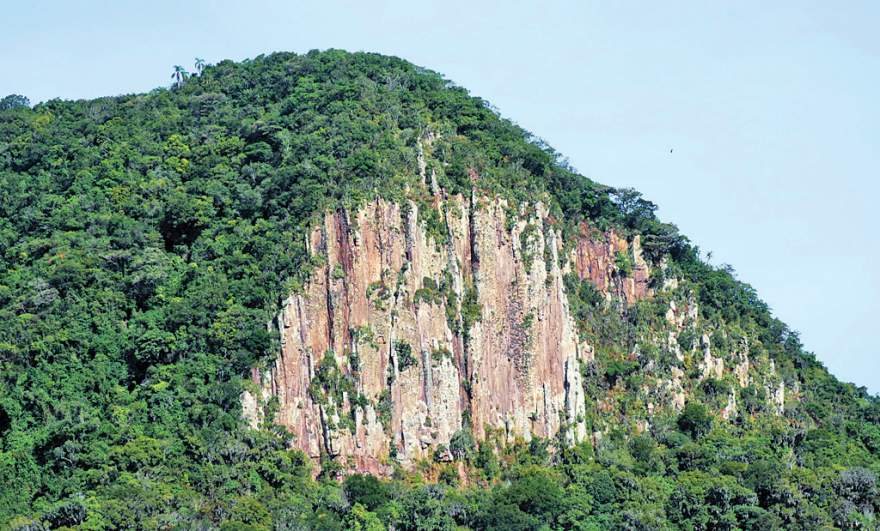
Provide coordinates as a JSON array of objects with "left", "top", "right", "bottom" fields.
[{"left": 0, "top": 50, "right": 877, "bottom": 530}]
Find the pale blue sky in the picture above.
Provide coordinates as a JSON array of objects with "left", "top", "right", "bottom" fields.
[{"left": 2, "top": 1, "right": 877, "bottom": 393}]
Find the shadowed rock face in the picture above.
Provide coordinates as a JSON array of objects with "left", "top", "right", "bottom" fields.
[{"left": 243, "top": 194, "right": 650, "bottom": 474}]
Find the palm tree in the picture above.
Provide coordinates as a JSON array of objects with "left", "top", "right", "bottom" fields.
[
  {"left": 171, "top": 65, "right": 189, "bottom": 88},
  {"left": 194, "top": 58, "right": 206, "bottom": 75}
]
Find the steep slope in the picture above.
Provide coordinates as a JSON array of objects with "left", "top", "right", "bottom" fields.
[
  {"left": 243, "top": 195, "right": 623, "bottom": 472},
  {"left": 243, "top": 189, "right": 788, "bottom": 477},
  {"left": 0, "top": 50, "right": 877, "bottom": 529}
]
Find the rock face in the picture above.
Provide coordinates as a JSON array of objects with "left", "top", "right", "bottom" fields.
[{"left": 243, "top": 194, "right": 650, "bottom": 474}]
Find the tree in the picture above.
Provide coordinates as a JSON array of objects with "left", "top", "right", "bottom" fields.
[
  {"left": 0, "top": 94, "right": 29, "bottom": 110},
  {"left": 744, "top": 460, "right": 785, "bottom": 506},
  {"left": 474, "top": 503, "right": 540, "bottom": 531},
  {"left": 666, "top": 485, "right": 709, "bottom": 528},
  {"left": 343, "top": 503, "right": 384, "bottom": 531},
  {"left": 611, "top": 187, "right": 657, "bottom": 229},
  {"left": 629, "top": 434, "right": 655, "bottom": 464},
  {"left": 171, "top": 65, "right": 189, "bottom": 88},
  {"left": 834, "top": 467, "right": 878, "bottom": 527},
  {"left": 678, "top": 401, "right": 712, "bottom": 439},
  {"left": 449, "top": 428, "right": 476, "bottom": 461},
  {"left": 343, "top": 474, "right": 390, "bottom": 511},
  {"left": 194, "top": 57, "right": 206, "bottom": 74},
  {"left": 500, "top": 468, "right": 567, "bottom": 522}
]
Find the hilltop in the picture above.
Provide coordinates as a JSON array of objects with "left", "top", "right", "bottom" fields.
[{"left": 0, "top": 50, "right": 877, "bottom": 529}]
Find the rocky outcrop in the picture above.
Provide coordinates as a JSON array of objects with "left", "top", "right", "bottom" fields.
[
  {"left": 243, "top": 194, "right": 649, "bottom": 473},
  {"left": 698, "top": 334, "right": 725, "bottom": 380},
  {"left": 571, "top": 228, "right": 650, "bottom": 304}
]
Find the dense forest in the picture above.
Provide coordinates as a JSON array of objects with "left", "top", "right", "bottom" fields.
[{"left": 0, "top": 50, "right": 877, "bottom": 529}]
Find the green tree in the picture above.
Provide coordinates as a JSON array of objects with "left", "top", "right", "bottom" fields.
[
  {"left": 449, "top": 428, "right": 476, "bottom": 461},
  {"left": 343, "top": 474, "right": 390, "bottom": 512},
  {"left": 171, "top": 65, "right": 189, "bottom": 87},
  {"left": 678, "top": 401, "right": 713, "bottom": 439},
  {"left": 0, "top": 94, "right": 29, "bottom": 110}
]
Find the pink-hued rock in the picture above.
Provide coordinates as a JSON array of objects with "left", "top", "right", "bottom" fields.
[
  {"left": 570, "top": 226, "right": 650, "bottom": 304},
  {"left": 244, "top": 195, "right": 650, "bottom": 474}
]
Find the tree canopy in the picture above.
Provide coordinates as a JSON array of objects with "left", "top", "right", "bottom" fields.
[{"left": 0, "top": 50, "right": 876, "bottom": 529}]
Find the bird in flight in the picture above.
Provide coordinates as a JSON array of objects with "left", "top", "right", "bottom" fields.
[{"left": 669, "top": 148, "right": 674, "bottom": 154}]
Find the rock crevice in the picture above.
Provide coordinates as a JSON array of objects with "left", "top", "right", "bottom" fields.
[{"left": 244, "top": 195, "right": 650, "bottom": 473}]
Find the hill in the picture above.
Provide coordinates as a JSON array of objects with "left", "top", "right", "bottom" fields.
[{"left": 0, "top": 50, "right": 877, "bottom": 529}]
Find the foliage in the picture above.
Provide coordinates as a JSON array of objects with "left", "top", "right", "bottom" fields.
[
  {"left": 0, "top": 94, "right": 30, "bottom": 111},
  {"left": 394, "top": 341, "right": 417, "bottom": 372},
  {"left": 614, "top": 250, "right": 633, "bottom": 277},
  {"left": 0, "top": 49, "right": 876, "bottom": 529},
  {"left": 678, "top": 401, "right": 713, "bottom": 439},
  {"left": 449, "top": 428, "right": 476, "bottom": 461}
]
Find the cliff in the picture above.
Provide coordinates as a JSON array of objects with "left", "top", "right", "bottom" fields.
[
  {"left": 243, "top": 190, "right": 794, "bottom": 475},
  {"left": 243, "top": 192, "right": 654, "bottom": 473}
]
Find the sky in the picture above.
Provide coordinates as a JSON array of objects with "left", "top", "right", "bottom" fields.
[{"left": 2, "top": 1, "right": 877, "bottom": 393}]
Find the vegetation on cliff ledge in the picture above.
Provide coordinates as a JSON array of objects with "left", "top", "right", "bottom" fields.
[{"left": 0, "top": 50, "right": 877, "bottom": 529}]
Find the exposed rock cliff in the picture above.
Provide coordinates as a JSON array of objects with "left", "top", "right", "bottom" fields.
[{"left": 243, "top": 194, "right": 651, "bottom": 473}]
